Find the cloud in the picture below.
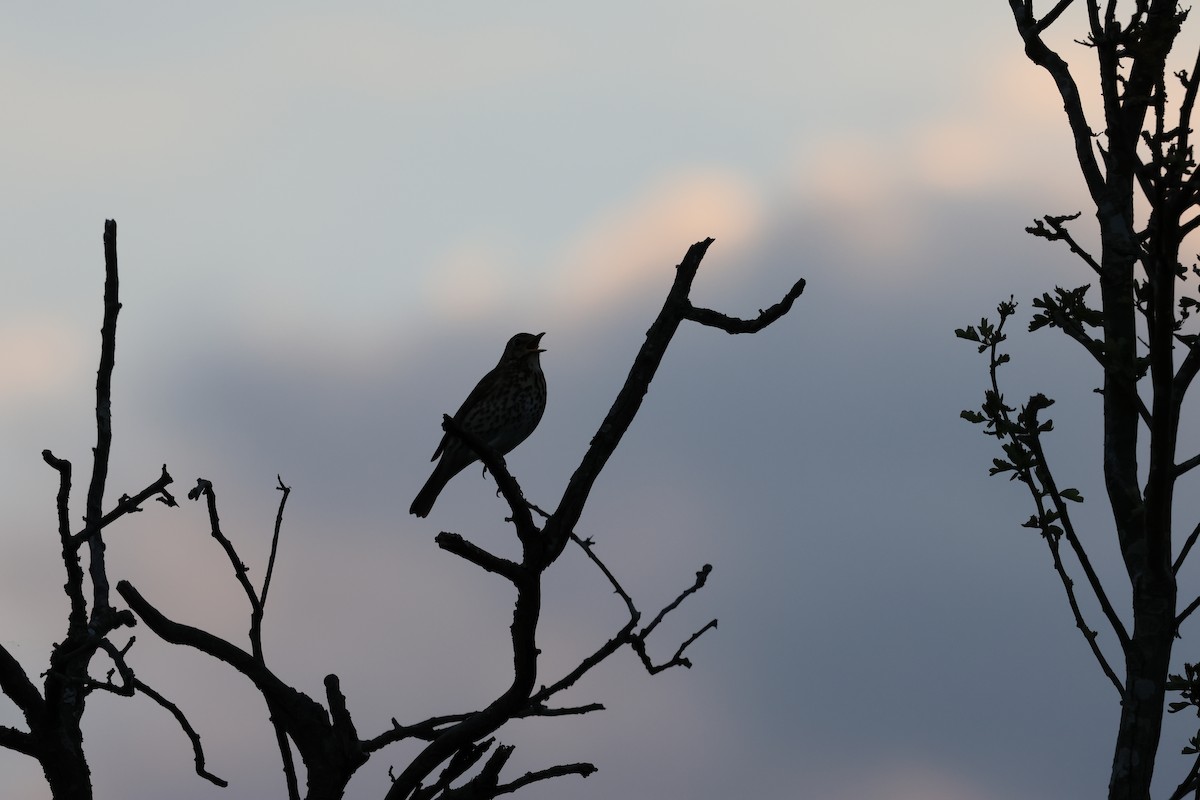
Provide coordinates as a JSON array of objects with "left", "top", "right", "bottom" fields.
[
  {"left": 0, "top": 315, "right": 86, "bottom": 410},
  {"left": 910, "top": 51, "right": 1079, "bottom": 199},
  {"left": 413, "top": 167, "right": 764, "bottom": 328},
  {"left": 546, "top": 169, "right": 763, "bottom": 313},
  {"left": 784, "top": 48, "right": 1086, "bottom": 282},
  {"left": 797, "top": 756, "right": 1029, "bottom": 800},
  {"left": 0, "top": 10, "right": 564, "bottom": 186}
]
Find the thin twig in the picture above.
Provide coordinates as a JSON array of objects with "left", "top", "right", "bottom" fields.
[
  {"left": 1024, "top": 414, "right": 1132, "bottom": 652},
  {"left": 569, "top": 533, "right": 638, "bottom": 619},
  {"left": 631, "top": 567, "right": 718, "bottom": 674},
  {"left": 188, "top": 479, "right": 262, "bottom": 617},
  {"left": 1175, "top": 520, "right": 1200, "bottom": 574},
  {"left": 1176, "top": 452, "right": 1200, "bottom": 479},
  {"left": 259, "top": 476, "right": 291, "bottom": 609},
  {"left": 1033, "top": 0, "right": 1077, "bottom": 34},
  {"left": 491, "top": 761, "right": 597, "bottom": 796},
  {"left": 131, "top": 678, "right": 228, "bottom": 787},
  {"left": 1177, "top": 594, "right": 1200, "bottom": 630},
  {"left": 1167, "top": 749, "right": 1200, "bottom": 800},
  {"left": 640, "top": 564, "right": 712, "bottom": 641}
]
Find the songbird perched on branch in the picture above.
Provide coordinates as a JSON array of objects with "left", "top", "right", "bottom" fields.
[{"left": 409, "top": 332, "right": 547, "bottom": 518}]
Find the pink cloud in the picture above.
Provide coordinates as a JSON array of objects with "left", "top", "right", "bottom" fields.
[{"left": 549, "top": 169, "right": 763, "bottom": 312}]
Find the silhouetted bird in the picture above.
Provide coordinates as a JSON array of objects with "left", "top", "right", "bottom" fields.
[{"left": 409, "top": 332, "right": 547, "bottom": 517}]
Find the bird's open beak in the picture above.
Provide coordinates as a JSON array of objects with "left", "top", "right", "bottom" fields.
[{"left": 532, "top": 332, "right": 546, "bottom": 353}]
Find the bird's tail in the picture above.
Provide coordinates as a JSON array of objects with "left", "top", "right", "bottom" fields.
[{"left": 409, "top": 468, "right": 450, "bottom": 518}]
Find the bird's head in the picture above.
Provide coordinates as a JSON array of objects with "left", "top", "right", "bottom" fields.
[{"left": 502, "top": 332, "right": 546, "bottom": 362}]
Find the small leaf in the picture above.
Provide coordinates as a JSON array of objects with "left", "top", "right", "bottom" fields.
[
  {"left": 1060, "top": 488, "right": 1085, "bottom": 503},
  {"left": 989, "top": 458, "right": 1014, "bottom": 476}
]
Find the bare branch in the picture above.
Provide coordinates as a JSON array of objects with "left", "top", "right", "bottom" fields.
[
  {"left": 89, "top": 637, "right": 136, "bottom": 696},
  {"left": 71, "top": 465, "right": 176, "bottom": 545},
  {"left": 83, "top": 219, "right": 121, "bottom": 616},
  {"left": 568, "top": 532, "right": 638, "bottom": 620},
  {"left": 0, "top": 643, "right": 42, "bottom": 724},
  {"left": 543, "top": 239, "right": 804, "bottom": 563},
  {"left": 259, "top": 475, "right": 291, "bottom": 609},
  {"left": 118, "top": 578, "right": 368, "bottom": 795},
  {"left": 272, "top": 714, "right": 301, "bottom": 800},
  {"left": 435, "top": 532, "right": 524, "bottom": 584},
  {"left": 640, "top": 564, "right": 712, "bottom": 642},
  {"left": 42, "top": 449, "right": 86, "bottom": 633},
  {"left": 385, "top": 565, "right": 541, "bottom": 799},
  {"left": 1025, "top": 213, "right": 1102, "bottom": 275},
  {"left": 423, "top": 738, "right": 496, "bottom": 798},
  {"left": 187, "top": 479, "right": 262, "bottom": 621},
  {"left": 0, "top": 726, "right": 36, "bottom": 757},
  {"left": 131, "top": 678, "right": 228, "bottom": 787},
  {"left": 1024, "top": 408, "right": 1132, "bottom": 655},
  {"left": 1176, "top": 452, "right": 1200, "bottom": 479},
  {"left": 1023, "top": 422, "right": 1126, "bottom": 697},
  {"left": 1033, "top": 0, "right": 1077, "bottom": 34},
  {"left": 1177, "top": 594, "right": 1200, "bottom": 630},
  {"left": 372, "top": 703, "right": 601, "bottom": 753},
  {"left": 80, "top": 635, "right": 227, "bottom": 788},
  {"left": 631, "top": 566, "right": 718, "bottom": 674},
  {"left": 683, "top": 277, "right": 806, "bottom": 333},
  {"left": 1181, "top": 212, "right": 1200, "bottom": 236},
  {"left": 118, "top": 580, "right": 262, "bottom": 676},
  {"left": 516, "top": 702, "right": 604, "bottom": 718},
  {"left": 370, "top": 714, "right": 473, "bottom": 751},
  {"left": 1176, "top": 340, "right": 1200, "bottom": 408},
  {"left": 529, "top": 620, "right": 637, "bottom": 708},
  {"left": 491, "top": 761, "right": 597, "bottom": 797},
  {"left": 1175, "top": 519, "right": 1200, "bottom": 573}
]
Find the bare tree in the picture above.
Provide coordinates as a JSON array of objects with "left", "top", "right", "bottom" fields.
[
  {"left": 120, "top": 236, "right": 804, "bottom": 800},
  {"left": 0, "top": 220, "right": 222, "bottom": 799},
  {"left": 6, "top": 224, "right": 804, "bottom": 799},
  {"left": 960, "top": 3, "right": 1200, "bottom": 798}
]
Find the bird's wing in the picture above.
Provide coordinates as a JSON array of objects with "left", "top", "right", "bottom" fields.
[{"left": 430, "top": 364, "right": 504, "bottom": 460}]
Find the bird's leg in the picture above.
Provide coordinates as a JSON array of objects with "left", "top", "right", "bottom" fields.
[{"left": 479, "top": 455, "right": 508, "bottom": 479}]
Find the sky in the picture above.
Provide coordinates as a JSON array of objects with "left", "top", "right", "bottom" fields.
[{"left": 6, "top": 2, "right": 1200, "bottom": 799}]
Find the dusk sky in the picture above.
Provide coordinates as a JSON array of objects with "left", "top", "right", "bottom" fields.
[{"left": 6, "top": 3, "right": 1200, "bottom": 799}]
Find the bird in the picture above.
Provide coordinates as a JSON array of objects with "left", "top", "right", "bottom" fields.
[{"left": 409, "top": 332, "right": 547, "bottom": 517}]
